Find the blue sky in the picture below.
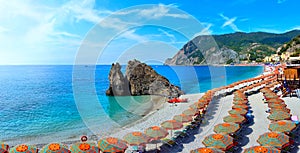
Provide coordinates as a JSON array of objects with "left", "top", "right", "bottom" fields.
[{"left": 0, "top": 0, "right": 299, "bottom": 65}]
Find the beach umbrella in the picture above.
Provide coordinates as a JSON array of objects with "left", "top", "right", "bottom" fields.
[
  {"left": 189, "top": 103, "right": 199, "bottom": 110},
  {"left": 268, "top": 111, "right": 291, "bottom": 121},
  {"left": 257, "top": 132, "right": 290, "bottom": 148},
  {"left": 243, "top": 146, "right": 280, "bottom": 153},
  {"left": 213, "top": 123, "right": 240, "bottom": 134},
  {"left": 197, "top": 102, "right": 207, "bottom": 109},
  {"left": 40, "top": 143, "right": 70, "bottom": 153},
  {"left": 269, "top": 120, "right": 297, "bottom": 133},
  {"left": 228, "top": 108, "right": 248, "bottom": 115},
  {"left": 202, "top": 134, "right": 233, "bottom": 151},
  {"left": 264, "top": 95, "right": 279, "bottom": 99},
  {"left": 98, "top": 137, "right": 127, "bottom": 153},
  {"left": 266, "top": 98, "right": 284, "bottom": 103},
  {"left": 232, "top": 104, "right": 248, "bottom": 109},
  {"left": 173, "top": 114, "right": 193, "bottom": 123},
  {"left": 183, "top": 108, "right": 198, "bottom": 116},
  {"left": 223, "top": 114, "right": 246, "bottom": 124},
  {"left": 233, "top": 97, "right": 246, "bottom": 101},
  {"left": 145, "top": 126, "right": 168, "bottom": 150},
  {"left": 10, "top": 145, "right": 38, "bottom": 153},
  {"left": 161, "top": 120, "right": 183, "bottom": 137},
  {"left": 144, "top": 126, "right": 168, "bottom": 140},
  {"left": 123, "top": 132, "right": 150, "bottom": 146},
  {"left": 0, "top": 143, "right": 9, "bottom": 151},
  {"left": 190, "top": 147, "right": 224, "bottom": 153},
  {"left": 233, "top": 100, "right": 248, "bottom": 105},
  {"left": 270, "top": 107, "right": 290, "bottom": 113},
  {"left": 70, "top": 142, "right": 99, "bottom": 153},
  {"left": 268, "top": 103, "right": 286, "bottom": 108}
]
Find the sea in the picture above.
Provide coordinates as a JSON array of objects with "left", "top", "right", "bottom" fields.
[{"left": 0, "top": 65, "right": 263, "bottom": 144}]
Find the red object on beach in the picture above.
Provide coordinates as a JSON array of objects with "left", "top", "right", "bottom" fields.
[{"left": 167, "top": 98, "right": 188, "bottom": 103}]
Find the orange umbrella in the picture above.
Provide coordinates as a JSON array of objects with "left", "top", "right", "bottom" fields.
[
  {"left": 202, "top": 134, "right": 234, "bottom": 151},
  {"left": 182, "top": 108, "right": 198, "bottom": 116},
  {"left": 228, "top": 108, "right": 248, "bottom": 115},
  {"left": 257, "top": 132, "right": 290, "bottom": 149},
  {"left": 161, "top": 120, "right": 183, "bottom": 137},
  {"left": 144, "top": 126, "right": 168, "bottom": 140},
  {"left": 123, "top": 132, "right": 151, "bottom": 146},
  {"left": 232, "top": 104, "right": 248, "bottom": 109},
  {"left": 98, "top": 137, "right": 127, "bottom": 153},
  {"left": 190, "top": 147, "right": 224, "bottom": 153},
  {"left": 173, "top": 114, "right": 193, "bottom": 123},
  {"left": 223, "top": 114, "right": 246, "bottom": 124},
  {"left": 243, "top": 146, "right": 280, "bottom": 153},
  {"left": 269, "top": 120, "right": 297, "bottom": 133}
]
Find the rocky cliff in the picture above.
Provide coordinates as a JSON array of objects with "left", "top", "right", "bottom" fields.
[
  {"left": 279, "top": 35, "right": 300, "bottom": 56},
  {"left": 165, "top": 30, "right": 300, "bottom": 65},
  {"left": 106, "top": 60, "right": 184, "bottom": 97}
]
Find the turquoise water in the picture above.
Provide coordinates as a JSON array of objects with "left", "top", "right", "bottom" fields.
[{"left": 0, "top": 65, "right": 263, "bottom": 144}]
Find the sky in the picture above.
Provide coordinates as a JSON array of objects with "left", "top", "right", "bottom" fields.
[{"left": 0, "top": 0, "right": 299, "bottom": 65}]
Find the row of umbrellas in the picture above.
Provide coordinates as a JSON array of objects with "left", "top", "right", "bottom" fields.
[
  {"left": 257, "top": 86, "right": 296, "bottom": 150},
  {"left": 189, "top": 69, "right": 282, "bottom": 152},
  {"left": 190, "top": 74, "right": 280, "bottom": 152},
  {"left": 191, "top": 75, "right": 275, "bottom": 152}
]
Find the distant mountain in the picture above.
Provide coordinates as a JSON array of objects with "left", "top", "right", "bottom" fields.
[
  {"left": 279, "top": 34, "right": 300, "bottom": 57},
  {"left": 164, "top": 30, "right": 300, "bottom": 65}
]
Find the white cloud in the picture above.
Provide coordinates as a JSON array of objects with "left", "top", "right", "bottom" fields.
[
  {"left": 158, "top": 29, "right": 176, "bottom": 43},
  {"left": 0, "top": 26, "right": 9, "bottom": 33},
  {"left": 192, "top": 23, "right": 213, "bottom": 37},
  {"left": 220, "top": 13, "right": 240, "bottom": 32},
  {"left": 120, "top": 29, "right": 148, "bottom": 43},
  {"left": 278, "top": 0, "right": 287, "bottom": 4}
]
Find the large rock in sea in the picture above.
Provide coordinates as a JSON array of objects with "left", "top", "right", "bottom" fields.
[
  {"left": 106, "top": 60, "right": 184, "bottom": 97},
  {"left": 105, "top": 63, "right": 130, "bottom": 96}
]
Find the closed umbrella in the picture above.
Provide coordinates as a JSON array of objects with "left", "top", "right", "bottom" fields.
[
  {"left": 70, "top": 142, "right": 99, "bottom": 153},
  {"left": 202, "top": 134, "right": 233, "bottom": 151},
  {"left": 257, "top": 132, "right": 290, "bottom": 149},
  {"left": 98, "top": 137, "right": 127, "bottom": 153},
  {"left": 40, "top": 143, "right": 70, "bottom": 153},
  {"left": 190, "top": 147, "right": 224, "bottom": 153},
  {"left": 243, "top": 146, "right": 280, "bottom": 153},
  {"left": 10, "top": 145, "right": 37, "bottom": 153},
  {"left": 269, "top": 120, "right": 297, "bottom": 133},
  {"left": 123, "top": 132, "right": 150, "bottom": 146},
  {"left": 213, "top": 123, "right": 240, "bottom": 134}
]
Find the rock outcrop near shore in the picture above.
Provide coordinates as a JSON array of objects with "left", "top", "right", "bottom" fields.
[{"left": 106, "top": 60, "right": 184, "bottom": 97}]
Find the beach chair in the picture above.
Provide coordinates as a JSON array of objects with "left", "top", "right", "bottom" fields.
[{"left": 160, "top": 138, "right": 177, "bottom": 147}]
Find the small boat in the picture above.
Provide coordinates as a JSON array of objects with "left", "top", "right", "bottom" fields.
[{"left": 167, "top": 97, "right": 188, "bottom": 103}]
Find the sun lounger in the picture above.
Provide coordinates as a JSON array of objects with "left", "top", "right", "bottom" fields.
[{"left": 161, "top": 138, "right": 177, "bottom": 147}]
